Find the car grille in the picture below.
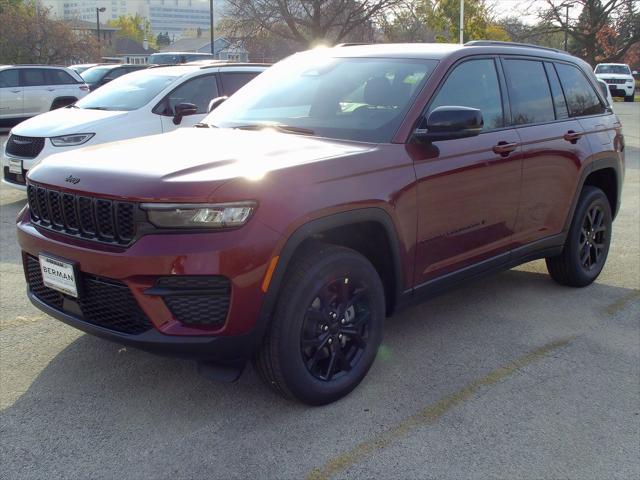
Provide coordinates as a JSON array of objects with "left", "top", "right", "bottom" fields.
[
  {"left": 6, "top": 135, "right": 45, "bottom": 159},
  {"left": 27, "top": 184, "right": 136, "bottom": 245},
  {"left": 154, "top": 276, "right": 230, "bottom": 327},
  {"left": 604, "top": 78, "right": 626, "bottom": 85},
  {"left": 26, "top": 255, "right": 153, "bottom": 335}
]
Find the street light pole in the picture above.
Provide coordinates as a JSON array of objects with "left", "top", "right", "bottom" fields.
[
  {"left": 564, "top": 3, "right": 571, "bottom": 51},
  {"left": 209, "top": 0, "right": 215, "bottom": 57},
  {"left": 459, "top": 0, "right": 464, "bottom": 44},
  {"left": 96, "top": 7, "right": 106, "bottom": 58}
]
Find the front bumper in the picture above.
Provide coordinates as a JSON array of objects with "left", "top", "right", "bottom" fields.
[
  {"left": 607, "top": 84, "right": 635, "bottom": 97},
  {"left": 18, "top": 210, "right": 282, "bottom": 360}
]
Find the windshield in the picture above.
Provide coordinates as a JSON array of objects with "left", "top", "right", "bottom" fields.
[
  {"left": 81, "top": 66, "right": 113, "bottom": 83},
  {"left": 204, "top": 52, "right": 438, "bottom": 143},
  {"left": 75, "top": 72, "right": 177, "bottom": 111},
  {"left": 595, "top": 64, "right": 631, "bottom": 75}
]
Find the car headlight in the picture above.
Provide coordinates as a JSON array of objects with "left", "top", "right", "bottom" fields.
[
  {"left": 50, "top": 133, "right": 95, "bottom": 147},
  {"left": 627, "top": 78, "right": 635, "bottom": 83},
  {"left": 141, "top": 202, "right": 256, "bottom": 229}
]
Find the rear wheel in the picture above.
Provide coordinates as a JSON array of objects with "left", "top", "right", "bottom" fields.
[
  {"left": 624, "top": 94, "right": 635, "bottom": 102},
  {"left": 253, "top": 243, "right": 385, "bottom": 405},
  {"left": 546, "top": 186, "right": 612, "bottom": 287}
]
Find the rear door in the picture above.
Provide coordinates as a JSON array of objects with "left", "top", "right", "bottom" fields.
[
  {"left": 0, "top": 69, "right": 23, "bottom": 120},
  {"left": 413, "top": 57, "right": 523, "bottom": 284},
  {"left": 503, "top": 57, "right": 596, "bottom": 247},
  {"left": 20, "top": 68, "right": 52, "bottom": 116},
  {"left": 156, "top": 74, "right": 220, "bottom": 131},
  {"left": 45, "top": 69, "right": 82, "bottom": 104}
]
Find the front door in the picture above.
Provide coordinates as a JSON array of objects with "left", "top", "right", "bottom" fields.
[{"left": 412, "top": 57, "right": 522, "bottom": 285}]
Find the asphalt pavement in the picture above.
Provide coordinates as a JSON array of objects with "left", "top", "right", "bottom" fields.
[{"left": 0, "top": 103, "right": 638, "bottom": 479}]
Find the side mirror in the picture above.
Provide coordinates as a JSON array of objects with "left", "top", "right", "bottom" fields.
[
  {"left": 413, "top": 106, "right": 483, "bottom": 142},
  {"left": 173, "top": 102, "right": 198, "bottom": 125},
  {"left": 208, "top": 96, "right": 228, "bottom": 113},
  {"left": 633, "top": 70, "right": 638, "bottom": 75}
]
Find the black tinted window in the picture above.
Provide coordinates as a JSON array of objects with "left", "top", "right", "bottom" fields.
[
  {"left": 555, "top": 63, "right": 605, "bottom": 117},
  {"left": 20, "top": 69, "right": 47, "bottom": 86},
  {"left": 503, "top": 59, "right": 555, "bottom": 125},
  {"left": 0, "top": 69, "right": 19, "bottom": 87},
  {"left": 164, "top": 75, "right": 219, "bottom": 114},
  {"left": 47, "top": 69, "right": 77, "bottom": 85},
  {"left": 104, "top": 68, "right": 127, "bottom": 81},
  {"left": 544, "top": 62, "right": 569, "bottom": 119},
  {"left": 429, "top": 58, "right": 503, "bottom": 130},
  {"left": 220, "top": 72, "right": 258, "bottom": 95}
]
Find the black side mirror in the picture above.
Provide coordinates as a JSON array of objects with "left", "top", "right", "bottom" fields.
[
  {"left": 208, "top": 96, "right": 228, "bottom": 113},
  {"left": 413, "top": 106, "right": 483, "bottom": 142},
  {"left": 173, "top": 102, "right": 198, "bottom": 125}
]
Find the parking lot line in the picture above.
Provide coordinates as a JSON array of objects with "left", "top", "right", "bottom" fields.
[{"left": 306, "top": 337, "right": 574, "bottom": 480}]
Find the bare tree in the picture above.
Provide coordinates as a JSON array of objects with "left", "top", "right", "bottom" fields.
[{"left": 223, "top": 0, "right": 402, "bottom": 48}]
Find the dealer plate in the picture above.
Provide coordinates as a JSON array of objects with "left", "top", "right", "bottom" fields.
[
  {"left": 8, "top": 158, "right": 22, "bottom": 175},
  {"left": 39, "top": 254, "right": 78, "bottom": 298}
]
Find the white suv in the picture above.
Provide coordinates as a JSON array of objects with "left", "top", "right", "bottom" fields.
[
  {"left": 0, "top": 65, "right": 89, "bottom": 128},
  {"left": 2, "top": 63, "right": 267, "bottom": 189},
  {"left": 594, "top": 63, "right": 637, "bottom": 102}
]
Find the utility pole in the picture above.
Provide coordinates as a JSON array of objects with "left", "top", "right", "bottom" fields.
[
  {"left": 210, "top": 0, "right": 215, "bottom": 57},
  {"left": 459, "top": 0, "right": 464, "bottom": 44},
  {"left": 563, "top": 3, "right": 572, "bottom": 51}
]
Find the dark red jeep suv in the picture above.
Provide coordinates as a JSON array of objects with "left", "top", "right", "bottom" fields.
[{"left": 18, "top": 41, "right": 625, "bottom": 404}]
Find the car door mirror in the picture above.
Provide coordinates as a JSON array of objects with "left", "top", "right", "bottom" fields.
[
  {"left": 413, "top": 106, "right": 483, "bottom": 142},
  {"left": 208, "top": 96, "right": 228, "bottom": 112},
  {"left": 173, "top": 102, "right": 198, "bottom": 125}
]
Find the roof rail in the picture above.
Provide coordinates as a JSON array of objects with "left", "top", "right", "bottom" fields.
[{"left": 464, "top": 40, "right": 565, "bottom": 54}]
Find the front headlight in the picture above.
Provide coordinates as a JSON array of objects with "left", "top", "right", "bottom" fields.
[
  {"left": 627, "top": 78, "right": 635, "bottom": 83},
  {"left": 50, "top": 133, "right": 94, "bottom": 147},
  {"left": 141, "top": 202, "right": 256, "bottom": 229}
]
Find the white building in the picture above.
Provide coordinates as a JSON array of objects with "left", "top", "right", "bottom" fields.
[{"left": 40, "top": 1, "right": 225, "bottom": 38}]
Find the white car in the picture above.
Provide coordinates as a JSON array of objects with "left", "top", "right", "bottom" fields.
[
  {"left": 0, "top": 65, "right": 89, "bottom": 128},
  {"left": 594, "top": 63, "right": 636, "bottom": 102},
  {"left": 2, "top": 63, "right": 267, "bottom": 189}
]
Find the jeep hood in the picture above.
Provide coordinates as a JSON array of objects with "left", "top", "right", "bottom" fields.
[
  {"left": 27, "top": 128, "right": 374, "bottom": 202},
  {"left": 12, "top": 107, "right": 129, "bottom": 137}
]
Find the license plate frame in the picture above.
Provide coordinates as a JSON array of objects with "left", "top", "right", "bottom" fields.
[
  {"left": 8, "top": 158, "right": 22, "bottom": 175},
  {"left": 39, "top": 253, "right": 79, "bottom": 298}
]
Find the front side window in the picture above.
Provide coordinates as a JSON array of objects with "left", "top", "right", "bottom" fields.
[
  {"left": 81, "top": 67, "right": 112, "bottom": 83},
  {"left": 20, "top": 69, "right": 47, "bottom": 87},
  {"left": 0, "top": 69, "right": 19, "bottom": 88},
  {"left": 205, "top": 52, "right": 438, "bottom": 142},
  {"left": 161, "top": 74, "right": 219, "bottom": 114},
  {"left": 428, "top": 58, "right": 504, "bottom": 131},
  {"left": 555, "top": 63, "right": 605, "bottom": 117},
  {"left": 503, "top": 59, "right": 555, "bottom": 125}
]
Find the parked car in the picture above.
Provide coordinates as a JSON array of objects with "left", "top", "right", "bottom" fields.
[
  {"left": 68, "top": 63, "right": 110, "bottom": 74},
  {"left": 594, "top": 63, "right": 636, "bottom": 102},
  {"left": 80, "top": 64, "right": 148, "bottom": 91},
  {"left": 597, "top": 79, "right": 614, "bottom": 105},
  {"left": 3, "top": 63, "right": 267, "bottom": 189},
  {"left": 18, "top": 42, "right": 624, "bottom": 404},
  {"left": 149, "top": 52, "right": 216, "bottom": 65},
  {"left": 0, "top": 65, "right": 89, "bottom": 128}
]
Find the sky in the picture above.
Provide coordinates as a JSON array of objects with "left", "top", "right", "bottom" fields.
[{"left": 491, "top": 0, "right": 584, "bottom": 24}]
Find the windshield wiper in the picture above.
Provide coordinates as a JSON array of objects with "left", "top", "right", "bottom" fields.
[
  {"left": 84, "top": 106, "right": 109, "bottom": 110},
  {"left": 232, "top": 124, "right": 315, "bottom": 136},
  {"left": 65, "top": 104, "right": 79, "bottom": 109}
]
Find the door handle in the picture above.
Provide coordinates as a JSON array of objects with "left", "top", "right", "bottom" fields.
[
  {"left": 46, "top": 88, "right": 55, "bottom": 91},
  {"left": 563, "top": 130, "right": 583, "bottom": 144},
  {"left": 10, "top": 89, "right": 20, "bottom": 93},
  {"left": 492, "top": 141, "right": 518, "bottom": 156}
]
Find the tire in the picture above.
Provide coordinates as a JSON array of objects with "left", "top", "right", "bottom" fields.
[
  {"left": 253, "top": 243, "right": 385, "bottom": 405},
  {"left": 624, "top": 94, "right": 635, "bottom": 102},
  {"left": 546, "top": 186, "right": 612, "bottom": 287}
]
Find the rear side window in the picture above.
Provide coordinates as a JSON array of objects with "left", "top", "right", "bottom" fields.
[
  {"left": 555, "top": 63, "right": 605, "bottom": 117},
  {"left": 47, "top": 69, "right": 78, "bottom": 85},
  {"left": 220, "top": 72, "right": 258, "bottom": 95},
  {"left": 503, "top": 59, "right": 555, "bottom": 125},
  {"left": 20, "top": 69, "right": 47, "bottom": 86},
  {"left": 544, "top": 62, "right": 569, "bottom": 119},
  {"left": 0, "top": 69, "right": 19, "bottom": 87},
  {"left": 429, "top": 58, "right": 504, "bottom": 131}
]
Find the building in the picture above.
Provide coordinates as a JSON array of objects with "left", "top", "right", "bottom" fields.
[
  {"left": 160, "top": 36, "right": 249, "bottom": 62},
  {"left": 102, "top": 37, "right": 157, "bottom": 64},
  {"left": 66, "top": 19, "right": 119, "bottom": 48}
]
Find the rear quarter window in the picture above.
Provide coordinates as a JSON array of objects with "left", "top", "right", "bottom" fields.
[{"left": 555, "top": 63, "right": 605, "bottom": 117}]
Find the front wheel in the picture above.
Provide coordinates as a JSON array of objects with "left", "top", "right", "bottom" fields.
[
  {"left": 624, "top": 94, "right": 635, "bottom": 102},
  {"left": 253, "top": 243, "right": 385, "bottom": 405},
  {"left": 546, "top": 186, "right": 612, "bottom": 287}
]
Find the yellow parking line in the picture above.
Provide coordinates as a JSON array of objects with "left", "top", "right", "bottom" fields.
[{"left": 306, "top": 337, "right": 574, "bottom": 480}]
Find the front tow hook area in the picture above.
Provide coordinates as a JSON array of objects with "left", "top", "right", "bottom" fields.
[{"left": 196, "top": 359, "right": 246, "bottom": 383}]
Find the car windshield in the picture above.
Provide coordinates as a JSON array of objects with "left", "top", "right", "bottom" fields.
[
  {"left": 204, "top": 52, "right": 438, "bottom": 143},
  {"left": 595, "top": 65, "right": 631, "bottom": 75},
  {"left": 80, "top": 66, "right": 113, "bottom": 82},
  {"left": 75, "top": 72, "right": 177, "bottom": 111}
]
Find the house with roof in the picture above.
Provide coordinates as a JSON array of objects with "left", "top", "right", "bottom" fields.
[
  {"left": 66, "top": 19, "right": 119, "bottom": 48},
  {"left": 160, "top": 35, "right": 249, "bottom": 62},
  {"left": 102, "top": 37, "right": 158, "bottom": 64}
]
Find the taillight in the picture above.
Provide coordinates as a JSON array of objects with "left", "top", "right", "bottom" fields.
[{"left": 79, "top": 85, "right": 89, "bottom": 91}]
